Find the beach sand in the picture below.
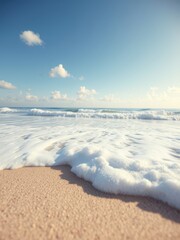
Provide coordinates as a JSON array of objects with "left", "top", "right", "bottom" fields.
[{"left": 0, "top": 166, "right": 180, "bottom": 240}]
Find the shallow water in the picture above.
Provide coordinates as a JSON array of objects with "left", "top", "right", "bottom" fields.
[{"left": 0, "top": 107, "right": 180, "bottom": 209}]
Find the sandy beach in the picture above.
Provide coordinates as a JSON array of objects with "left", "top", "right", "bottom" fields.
[
  {"left": 1, "top": 0, "right": 180, "bottom": 239},
  {"left": 0, "top": 166, "right": 180, "bottom": 240}
]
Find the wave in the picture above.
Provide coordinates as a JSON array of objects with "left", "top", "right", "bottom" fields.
[
  {"left": 1, "top": 107, "right": 180, "bottom": 121},
  {"left": 0, "top": 107, "right": 18, "bottom": 113},
  {"left": 29, "top": 108, "right": 180, "bottom": 121},
  {"left": 0, "top": 115, "right": 180, "bottom": 209}
]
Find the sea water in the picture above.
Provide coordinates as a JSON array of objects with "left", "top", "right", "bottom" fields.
[{"left": 0, "top": 107, "right": 180, "bottom": 209}]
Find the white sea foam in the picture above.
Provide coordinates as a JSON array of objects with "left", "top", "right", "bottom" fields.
[
  {"left": 0, "top": 110, "right": 180, "bottom": 209},
  {"left": 0, "top": 107, "right": 17, "bottom": 113},
  {"left": 28, "top": 108, "right": 180, "bottom": 120},
  {"left": 1, "top": 107, "right": 180, "bottom": 120}
]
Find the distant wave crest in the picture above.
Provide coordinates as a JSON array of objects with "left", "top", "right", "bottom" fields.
[
  {"left": 0, "top": 107, "right": 17, "bottom": 113},
  {"left": 29, "top": 108, "right": 180, "bottom": 121},
  {"left": 1, "top": 107, "right": 180, "bottom": 121}
]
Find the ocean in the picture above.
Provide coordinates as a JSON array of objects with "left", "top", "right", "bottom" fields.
[{"left": 0, "top": 107, "right": 180, "bottom": 209}]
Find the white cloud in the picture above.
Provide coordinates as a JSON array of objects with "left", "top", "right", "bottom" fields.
[
  {"left": 145, "top": 86, "right": 180, "bottom": 107},
  {"left": 49, "top": 64, "right": 70, "bottom": 78},
  {"left": 20, "top": 30, "right": 43, "bottom": 46},
  {"left": 0, "top": 80, "right": 16, "bottom": 89},
  {"left": 51, "top": 91, "right": 68, "bottom": 100},
  {"left": 25, "top": 93, "right": 38, "bottom": 101},
  {"left": 147, "top": 87, "right": 167, "bottom": 101},
  {"left": 77, "top": 86, "right": 96, "bottom": 100}
]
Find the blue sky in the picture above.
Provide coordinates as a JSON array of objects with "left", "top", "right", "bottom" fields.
[{"left": 0, "top": 0, "right": 180, "bottom": 108}]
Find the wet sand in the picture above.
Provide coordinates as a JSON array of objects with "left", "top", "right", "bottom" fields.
[{"left": 0, "top": 166, "right": 180, "bottom": 240}]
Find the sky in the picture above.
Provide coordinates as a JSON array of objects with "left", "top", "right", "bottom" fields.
[{"left": 0, "top": 0, "right": 180, "bottom": 108}]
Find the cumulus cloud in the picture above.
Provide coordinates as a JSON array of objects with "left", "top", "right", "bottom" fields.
[
  {"left": 147, "top": 87, "right": 167, "bottom": 101},
  {"left": 25, "top": 93, "right": 39, "bottom": 101},
  {"left": 20, "top": 30, "right": 43, "bottom": 46},
  {"left": 77, "top": 86, "right": 96, "bottom": 100},
  {"left": 146, "top": 86, "right": 180, "bottom": 107},
  {"left": 51, "top": 91, "right": 68, "bottom": 100},
  {"left": 49, "top": 64, "right": 70, "bottom": 78},
  {"left": 0, "top": 80, "right": 16, "bottom": 89}
]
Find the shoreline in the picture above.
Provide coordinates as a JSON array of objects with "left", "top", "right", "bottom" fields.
[{"left": 0, "top": 166, "right": 180, "bottom": 240}]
